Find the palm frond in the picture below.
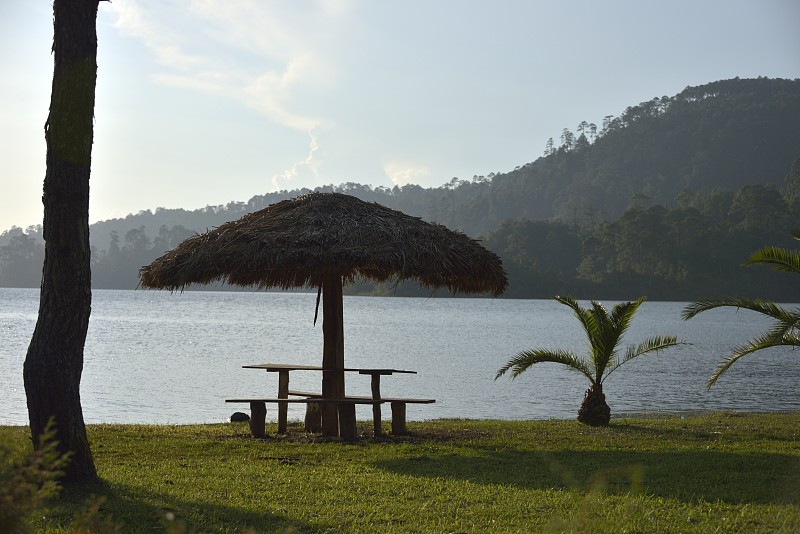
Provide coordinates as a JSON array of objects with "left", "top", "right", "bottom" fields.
[
  {"left": 766, "top": 311, "right": 800, "bottom": 340},
  {"left": 707, "top": 331, "right": 800, "bottom": 389},
  {"left": 604, "top": 336, "right": 685, "bottom": 382},
  {"left": 765, "top": 323, "right": 800, "bottom": 346},
  {"left": 588, "top": 298, "right": 647, "bottom": 377},
  {"left": 745, "top": 245, "right": 800, "bottom": 275},
  {"left": 626, "top": 335, "right": 684, "bottom": 362},
  {"left": 555, "top": 295, "right": 601, "bottom": 349},
  {"left": 588, "top": 300, "right": 613, "bottom": 360},
  {"left": 495, "top": 348, "right": 593, "bottom": 382},
  {"left": 610, "top": 297, "right": 647, "bottom": 333},
  {"left": 607, "top": 298, "right": 646, "bottom": 349},
  {"left": 682, "top": 297, "right": 798, "bottom": 323}
]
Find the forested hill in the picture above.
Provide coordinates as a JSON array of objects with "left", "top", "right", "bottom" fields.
[
  {"left": 471, "top": 77, "right": 800, "bottom": 228},
  {"left": 2, "top": 77, "right": 799, "bottom": 298}
]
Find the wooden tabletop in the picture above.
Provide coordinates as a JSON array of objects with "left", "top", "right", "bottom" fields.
[{"left": 242, "top": 363, "right": 416, "bottom": 374}]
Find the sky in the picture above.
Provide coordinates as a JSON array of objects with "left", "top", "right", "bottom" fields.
[{"left": 1, "top": 1, "right": 798, "bottom": 233}]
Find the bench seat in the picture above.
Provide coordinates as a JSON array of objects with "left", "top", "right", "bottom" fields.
[
  {"left": 286, "top": 390, "right": 435, "bottom": 436},
  {"left": 287, "top": 390, "right": 436, "bottom": 403},
  {"left": 225, "top": 397, "right": 380, "bottom": 440},
  {"left": 225, "top": 397, "right": 381, "bottom": 404},
  {"left": 226, "top": 393, "right": 435, "bottom": 438}
]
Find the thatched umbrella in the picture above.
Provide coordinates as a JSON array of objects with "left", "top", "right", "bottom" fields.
[{"left": 139, "top": 192, "right": 507, "bottom": 434}]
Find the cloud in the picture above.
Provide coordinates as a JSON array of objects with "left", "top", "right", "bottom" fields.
[
  {"left": 107, "top": 0, "right": 344, "bottom": 133},
  {"left": 383, "top": 162, "right": 430, "bottom": 187},
  {"left": 105, "top": 1, "right": 350, "bottom": 194},
  {"left": 108, "top": 1, "right": 203, "bottom": 72},
  {"left": 241, "top": 54, "right": 332, "bottom": 132},
  {"left": 271, "top": 131, "right": 321, "bottom": 190}
]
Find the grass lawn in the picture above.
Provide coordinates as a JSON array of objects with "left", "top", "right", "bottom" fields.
[{"left": 2, "top": 412, "right": 799, "bottom": 533}]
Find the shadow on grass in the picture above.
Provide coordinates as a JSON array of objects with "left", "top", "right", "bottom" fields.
[
  {"left": 374, "top": 447, "right": 800, "bottom": 505},
  {"left": 610, "top": 420, "right": 800, "bottom": 445},
  {"left": 49, "top": 478, "right": 313, "bottom": 533}
]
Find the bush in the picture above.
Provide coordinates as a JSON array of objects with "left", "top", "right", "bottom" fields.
[{"left": 0, "top": 420, "right": 69, "bottom": 533}]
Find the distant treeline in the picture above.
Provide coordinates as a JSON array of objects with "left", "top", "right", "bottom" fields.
[
  {"left": 3, "top": 182, "right": 799, "bottom": 301},
  {"left": 484, "top": 183, "right": 800, "bottom": 301},
  {"left": 2, "top": 77, "right": 799, "bottom": 300}
]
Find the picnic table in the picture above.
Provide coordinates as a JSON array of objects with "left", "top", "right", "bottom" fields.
[{"left": 226, "top": 363, "right": 434, "bottom": 439}]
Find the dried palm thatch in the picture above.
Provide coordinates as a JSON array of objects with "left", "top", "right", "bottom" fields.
[{"left": 139, "top": 192, "right": 508, "bottom": 295}]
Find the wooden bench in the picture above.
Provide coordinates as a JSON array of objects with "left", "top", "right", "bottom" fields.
[
  {"left": 239, "top": 363, "right": 431, "bottom": 438},
  {"left": 287, "top": 390, "right": 435, "bottom": 436},
  {"left": 225, "top": 398, "right": 381, "bottom": 440}
]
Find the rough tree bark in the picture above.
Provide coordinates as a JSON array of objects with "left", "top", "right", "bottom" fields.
[
  {"left": 23, "top": 0, "right": 101, "bottom": 482},
  {"left": 577, "top": 383, "right": 611, "bottom": 426}
]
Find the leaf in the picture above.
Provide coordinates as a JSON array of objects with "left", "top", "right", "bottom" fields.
[
  {"left": 745, "top": 245, "right": 800, "bottom": 275},
  {"left": 555, "top": 295, "right": 600, "bottom": 347},
  {"left": 684, "top": 230, "right": 800, "bottom": 388},
  {"left": 707, "top": 331, "right": 800, "bottom": 389},
  {"left": 682, "top": 298, "right": 798, "bottom": 323},
  {"left": 495, "top": 348, "right": 593, "bottom": 382},
  {"left": 605, "top": 336, "right": 686, "bottom": 382}
]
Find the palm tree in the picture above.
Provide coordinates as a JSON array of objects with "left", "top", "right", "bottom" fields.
[
  {"left": 682, "top": 230, "right": 800, "bottom": 389},
  {"left": 496, "top": 296, "right": 682, "bottom": 426}
]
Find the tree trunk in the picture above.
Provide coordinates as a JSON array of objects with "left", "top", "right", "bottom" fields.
[
  {"left": 321, "top": 272, "right": 345, "bottom": 437},
  {"left": 577, "top": 383, "right": 611, "bottom": 426},
  {"left": 23, "top": 0, "right": 100, "bottom": 483}
]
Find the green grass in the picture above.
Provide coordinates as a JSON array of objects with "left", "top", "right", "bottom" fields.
[{"left": 2, "top": 413, "right": 799, "bottom": 533}]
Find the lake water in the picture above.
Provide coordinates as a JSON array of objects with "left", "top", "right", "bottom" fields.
[{"left": 1, "top": 288, "right": 798, "bottom": 426}]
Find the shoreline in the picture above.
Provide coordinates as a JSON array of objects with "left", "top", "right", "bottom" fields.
[{"left": 3, "top": 409, "right": 799, "bottom": 429}]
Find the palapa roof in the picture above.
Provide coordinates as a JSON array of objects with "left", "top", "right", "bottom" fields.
[{"left": 139, "top": 192, "right": 508, "bottom": 296}]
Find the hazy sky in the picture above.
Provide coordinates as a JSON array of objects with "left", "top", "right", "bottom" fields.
[{"left": 1, "top": 1, "right": 798, "bottom": 233}]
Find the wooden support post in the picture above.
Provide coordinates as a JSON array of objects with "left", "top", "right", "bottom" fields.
[
  {"left": 371, "top": 374, "right": 383, "bottom": 437},
  {"left": 320, "top": 380, "right": 339, "bottom": 437},
  {"left": 277, "top": 370, "right": 289, "bottom": 434},
  {"left": 337, "top": 403, "right": 357, "bottom": 441},
  {"left": 322, "top": 273, "right": 345, "bottom": 437},
  {"left": 391, "top": 401, "right": 407, "bottom": 435},
  {"left": 304, "top": 402, "right": 322, "bottom": 433},
  {"left": 249, "top": 401, "right": 267, "bottom": 438}
]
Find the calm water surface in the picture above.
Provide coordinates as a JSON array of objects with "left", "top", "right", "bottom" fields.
[{"left": 1, "top": 288, "right": 797, "bottom": 425}]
